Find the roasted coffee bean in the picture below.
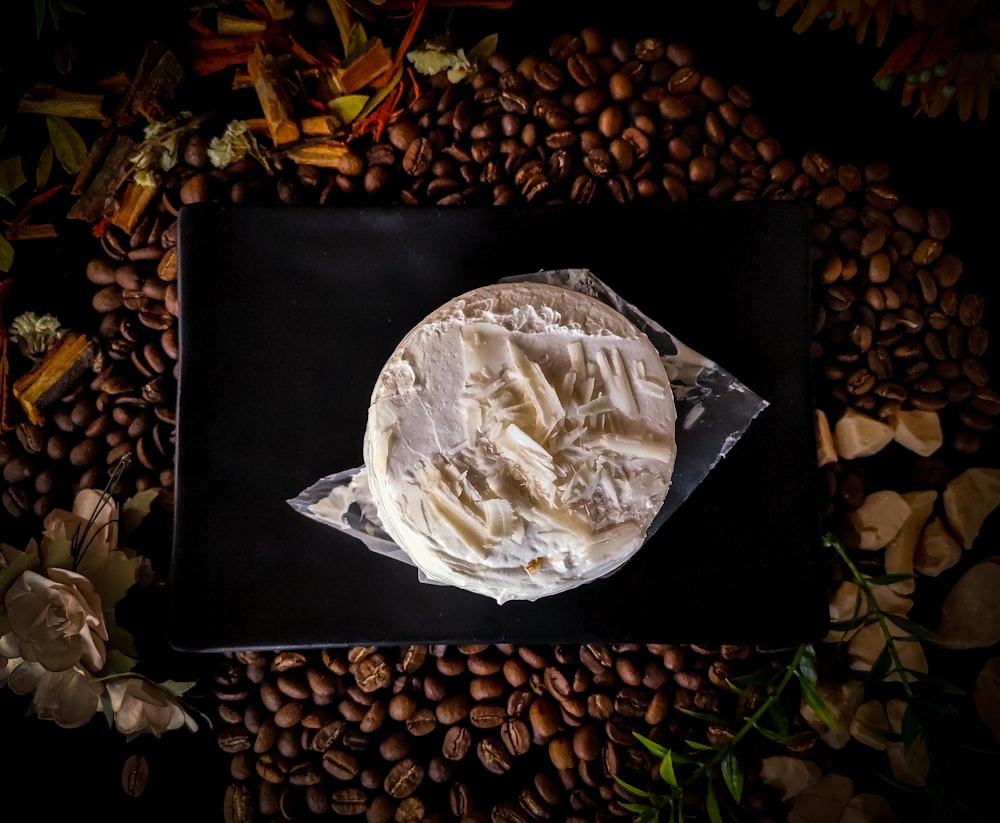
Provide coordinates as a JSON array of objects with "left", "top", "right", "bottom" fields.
[
  {"left": 478, "top": 737, "right": 513, "bottom": 774},
  {"left": 219, "top": 724, "right": 252, "bottom": 753},
  {"left": 381, "top": 731, "right": 412, "bottom": 762},
  {"left": 442, "top": 724, "right": 472, "bottom": 761},
  {"left": 436, "top": 693, "right": 473, "bottom": 724},
  {"left": 493, "top": 801, "right": 529, "bottom": 823},
  {"left": 322, "top": 748, "right": 359, "bottom": 780},
  {"left": 450, "top": 782, "right": 473, "bottom": 817},
  {"left": 501, "top": 718, "right": 531, "bottom": 756},
  {"left": 528, "top": 695, "right": 560, "bottom": 741},
  {"left": 222, "top": 782, "right": 253, "bottom": 823},
  {"left": 385, "top": 758, "right": 424, "bottom": 798},
  {"left": 469, "top": 702, "right": 507, "bottom": 729},
  {"left": 330, "top": 787, "right": 368, "bottom": 816},
  {"left": 405, "top": 706, "right": 437, "bottom": 736}
]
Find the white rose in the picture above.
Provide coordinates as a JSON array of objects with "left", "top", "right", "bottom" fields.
[
  {"left": 107, "top": 677, "right": 197, "bottom": 738},
  {"left": 6, "top": 660, "right": 103, "bottom": 728},
  {"left": 4, "top": 568, "right": 108, "bottom": 672}
]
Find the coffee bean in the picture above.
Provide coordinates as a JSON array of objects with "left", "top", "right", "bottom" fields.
[
  {"left": 222, "top": 782, "right": 253, "bottom": 823},
  {"left": 385, "top": 758, "right": 424, "bottom": 798},
  {"left": 322, "top": 748, "right": 359, "bottom": 780},
  {"left": 500, "top": 718, "right": 531, "bottom": 757},
  {"left": 442, "top": 725, "right": 472, "bottom": 761},
  {"left": 478, "top": 737, "right": 513, "bottom": 775},
  {"left": 330, "top": 787, "right": 368, "bottom": 815},
  {"left": 493, "top": 801, "right": 530, "bottom": 823},
  {"left": 436, "top": 693, "right": 473, "bottom": 725},
  {"left": 405, "top": 707, "right": 437, "bottom": 736}
]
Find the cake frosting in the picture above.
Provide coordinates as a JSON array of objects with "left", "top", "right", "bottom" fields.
[{"left": 363, "top": 282, "right": 677, "bottom": 602}]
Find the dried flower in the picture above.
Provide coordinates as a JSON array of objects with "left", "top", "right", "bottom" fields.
[
  {"left": 6, "top": 660, "right": 103, "bottom": 728},
  {"left": 3, "top": 568, "right": 108, "bottom": 672},
  {"left": 8, "top": 311, "right": 62, "bottom": 359},
  {"left": 106, "top": 676, "right": 198, "bottom": 739},
  {"left": 0, "top": 482, "right": 197, "bottom": 737},
  {"left": 208, "top": 120, "right": 268, "bottom": 170}
]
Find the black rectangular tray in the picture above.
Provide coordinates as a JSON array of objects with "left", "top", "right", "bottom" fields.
[{"left": 169, "top": 202, "right": 827, "bottom": 651}]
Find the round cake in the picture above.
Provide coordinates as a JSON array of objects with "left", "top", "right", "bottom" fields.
[{"left": 363, "top": 282, "right": 677, "bottom": 602}]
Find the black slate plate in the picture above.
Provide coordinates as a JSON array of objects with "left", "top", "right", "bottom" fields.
[{"left": 169, "top": 201, "right": 826, "bottom": 651}]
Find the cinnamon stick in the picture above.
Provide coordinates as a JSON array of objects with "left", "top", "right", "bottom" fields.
[
  {"left": 66, "top": 133, "right": 137, "bottom": 222},
  {"left": 17, "top": 83, "right": 106, "bottom": 120},
  {"left": 71, "top": 128, "right": 116, "bottom": 196},
  {"left": 109, "top": 182, "right": 158, "bottom": 234},
  {"left": 248, "top": 43, "right": 300, "bottom": 145}
]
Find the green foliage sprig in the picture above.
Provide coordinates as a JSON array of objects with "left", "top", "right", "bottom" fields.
[
  {"left": 32, "top": 0, "right": 86, "bottom": 39},
  {"left": 615, "top": 643, "right": 832, "bottom": 823},
  {"left": 825, "top": 532, "right": 998, "bottom": 823}
]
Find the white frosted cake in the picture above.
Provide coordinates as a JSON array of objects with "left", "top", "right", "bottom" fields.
[{"left": 363, "top": 282, "right": 677, "bottom": 602}]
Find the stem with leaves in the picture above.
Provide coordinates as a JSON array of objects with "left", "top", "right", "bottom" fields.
[{"left": 615, "top": 642, "right": 834, "bottom": 823}]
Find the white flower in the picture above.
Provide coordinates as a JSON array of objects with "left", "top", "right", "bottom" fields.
[
  {"left": 4, "top": 568, "right": 108, "bottom": 672},
  {"left": 107, "top": 677, "right": 198, "bottom": 738},
  {"left": 44, "top": 489, "right": 119, "bottom": 579},
  {"left": 6, "top": 661, "right": 103, "bottom": 728}
]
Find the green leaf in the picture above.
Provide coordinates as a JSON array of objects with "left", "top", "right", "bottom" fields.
[
  {"left": 721, "top": 751, "right": 743, "bottom": 803},
  {"left": 45, "top": 116, "right": 87, "bottom": 174},
  {"left": 49, "top": 0, "right": 61, "bottom": 29},
  {"left": 612, "top": 774, "right": 649, "bottom": 799},
  {"left": 0, "top": 156, "right": 27, "bottom": 195},
  {"left": 866, "top": 645, "right": 895, "bottom": 684},
  {"left": 41, "top": 528, "right": 73, "bottom": 569},
  {"left": 766, "top": 701, "right": 791, "bottom": 737},
  {"left": 637, "top": 808, "right": 660, "bottom": 823},
  {"left": 633, "top": 732, "right": 672, "bottom": 759},
  {"left": 659, "top": 751, "right": 678, "bottom": 787},
  {"left": 1, "top": 229, "right": 13, "bottom": 271},
  {"left": 328, "top": 94, "right": 369, "bottom": 125},
  {"left": 675, "top": 706, "right": 737, "bottom": 725},
  {"left": 912, "top": 690, "right": 962, "bottom": 717},
  {"left": 909, "top": 671, "right": 967, "bottom": 695},
  {"left": 36, "top": 144, "right": 53, "bottom": 189},
  {"left": 345, "top": 22, "right": 368, "bottom": 59},
  {"left": 684, "top": 739, "right": 717, "bottom": 751},
  {"left": 620, "top": 803, "right": 652, "bottom": 814},
  {"left": 829, "top": 614, "right": 872, "bottom": 631},
  {"left": 705, "top": 781, "right": 725, "bottom": 823},
  {"left": 157, "top": 679, "right": 197, "bottom": 698},
  {"left": 748, "top": 720, "right": 792, "bottom": 743},
  {"left": 885, "top": 613, "right": 939, "bottom": 643},
  {"left": 35, "top": 0, "right": 46, "bottom": 37},
  {"left": 88, "top": 553, "right": 140, "bottom": 609},
  {"left": 900, "top": 702, "right": 924, "bottom": 749},
  {"left": 121, "top": 488, "right": 159, "bottom": 537},
  {"left": 798, "top": 673, "right": 838, "bottom": 729},
  {"left": 104, "top": 648, "right": 138, "bottom": 675},
  {"left": 866, "top": 572, "right": 915, "bottom": 585},
  {"left": 466, "top": 33, "right": 499, "bottom": 67}
]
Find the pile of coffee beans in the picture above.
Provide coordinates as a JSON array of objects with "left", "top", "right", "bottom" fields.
[
  {"left": 0, "top": 20, "right": 995, "bottom": 823},
  {"left": 212, "top": 643, "right": 797, "bottom": 823}
]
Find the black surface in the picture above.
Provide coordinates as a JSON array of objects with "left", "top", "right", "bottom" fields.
[{"left": 169, "top": 201, "right": 826, "bottom": 650}]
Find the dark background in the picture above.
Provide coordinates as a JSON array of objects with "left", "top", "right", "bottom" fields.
[{"left": 1, "top": 1, "right": 998, "bottom": 821}]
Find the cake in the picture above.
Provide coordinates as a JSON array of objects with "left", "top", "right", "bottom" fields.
[{"left": 363, "top": 281, "right": 677, "bottom": 602}]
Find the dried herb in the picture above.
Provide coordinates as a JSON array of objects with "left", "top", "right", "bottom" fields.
[{"left": 769, "top": 0, "right": 1000, "bottom": 120}]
